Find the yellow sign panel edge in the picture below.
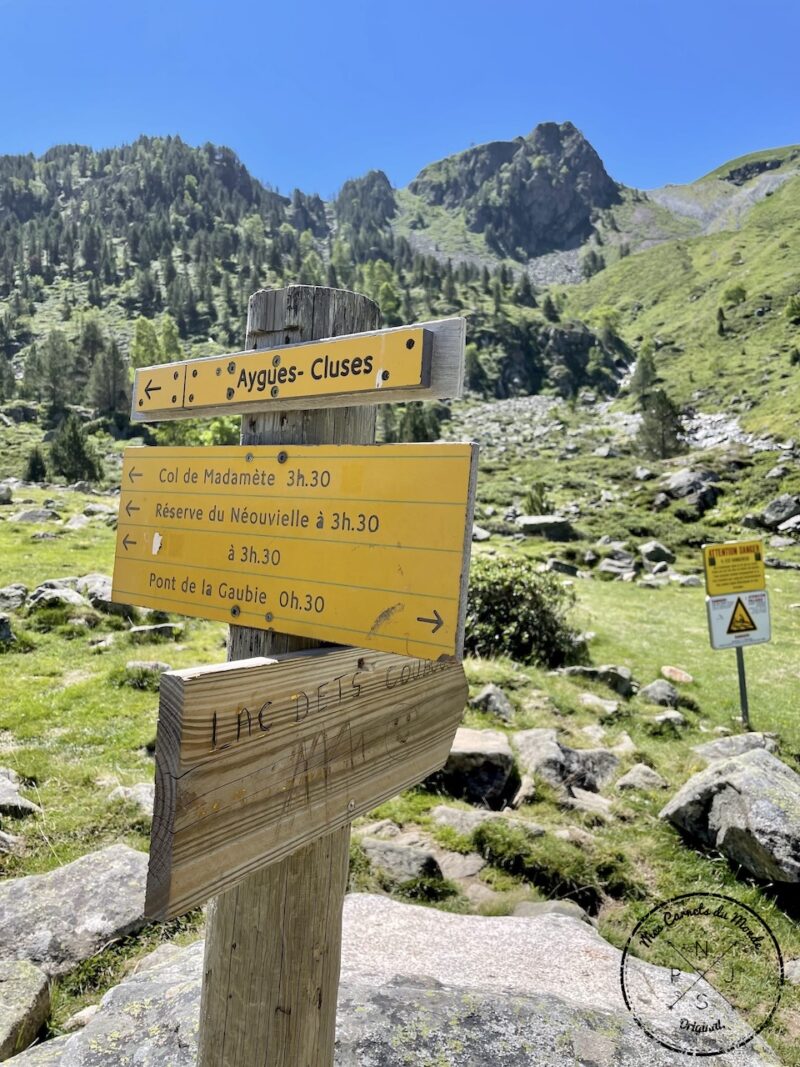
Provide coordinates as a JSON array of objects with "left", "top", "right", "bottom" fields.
[
  {"left": 701, "top": 539, "right": 766, "bottom": 597},
  {"left": 111, "top": 442, "right": 479, "bottom": 662},
  {"left": 131, "top": 316, "right": 465, "bottom": 422}
]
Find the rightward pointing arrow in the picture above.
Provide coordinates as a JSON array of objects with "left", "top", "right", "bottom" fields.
[
  {"left": 144, "top": 379, "right": 161, "bottom": 400},
  {"left": 122, "top": 534, "right": 137, "bottom": 551},
  {"left": 416, "top": 609, "right": 444, "bottom": 634},
  {"left": 125, "top": 500, "right": 140, "bottom": 518},
  {"left": 128, "top": 467, "right": 143, "bottom": 482}
]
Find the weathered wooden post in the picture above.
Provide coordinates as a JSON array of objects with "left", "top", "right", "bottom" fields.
[
  {"left": 113, "top": 283, "right": 476, "bottom": 1066},
  {"left": 197, "top": 285, "right": 380, "bottom": 1066}
]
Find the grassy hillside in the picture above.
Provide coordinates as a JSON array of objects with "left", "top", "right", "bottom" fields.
[{"left": 564, "top": 170, "right": 800, "bottom": 437}]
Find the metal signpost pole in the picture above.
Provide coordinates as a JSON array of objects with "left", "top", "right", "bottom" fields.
[{"left": 735, "top": 646, "right": 751, "bottom": 730}]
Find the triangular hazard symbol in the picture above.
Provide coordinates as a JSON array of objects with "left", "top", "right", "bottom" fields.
[{"left": 727, "top": 597, "right": 757, "bottom": 634}]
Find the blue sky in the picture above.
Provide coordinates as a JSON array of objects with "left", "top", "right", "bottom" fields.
[{"left": 2, "top": 0, "right": 798, "bottom": 196}]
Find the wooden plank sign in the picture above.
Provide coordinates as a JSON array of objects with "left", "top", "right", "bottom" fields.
[
  {"left": 146, "top": 646, "right": 468, "bottom": 919},
  {"left": 131, "top": 317, "right": 465, "bottom": 421},
  {"left": 111, "top": 442, "right": 478, "bottom": 660}
]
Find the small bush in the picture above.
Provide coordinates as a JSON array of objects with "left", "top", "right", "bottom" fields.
[
  {"left": 23, "top": 445, "right": 47, "bottom": 483},
  {"left": 721, "top": 284, "right": 747, "bottom": 307},
  {"left": 465, "top": 554, "right": 581, "bottom": 667},
  {"left": 786, "top": 295, "right": 800, "bottom": 325}
]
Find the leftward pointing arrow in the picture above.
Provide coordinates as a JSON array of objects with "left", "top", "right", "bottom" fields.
[
  {"left": 122, "top": 534, "right": 137, "bottom": 551},
  {"left": 125, "top": 500, "right": 140, "bottom": 518},
  {"left": 417, "top": 609, "right": 444, "bottom": 634},
  {"left": 128, "top": 467, "right": 143, "bottom": 483},
  {"left": 144, "top": 379, "right": 161, "bottom": 400}
]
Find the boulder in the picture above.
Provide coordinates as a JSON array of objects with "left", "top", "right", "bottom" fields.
[
  {"left": 660, "top": 749, "right": 800, "bottom": 882},
  {"left": 662, "top": 468, "right": 719, "bottom": 501},
  {"left": 661, "top": 665, "right": 693, "bottom": 684},
  {"left": 513, "top": 729, "right": 618, "bottom": 792},
  {"left": 0, "top": 485, "right": 12, "bottom": 505},
  {"left": 512, "top": 899, "right": 593, "bottom": 925},
  {"left": 429, "top": 728, "right": 516, "bottom": 809},
  {"left": 0, "top": 960, "right": 50, "bottom": 1060},
  {"left": 691, "top": 732, "right": 778, "bottom": 764},
  {"left": 107, "top": 783, "right": 155, "bottom": 818},
  {"left": 360, "top": 839, "right": 443, "bottom": 883},
  {"left": 679, "top": 574, "right": 702, "bottom": 587},
  {"left": 647, "top": 710, "right": 686, "bottom": 732},
  {"left": 128, "top": 623, "right": 184, "bottom": 642},
  {"left": 83, "top": 503, "right": 115, "bottom": 518},
  {"left": 27, "top": 586, "right": 88, "bottom": 612},
  {"left": 429, "top": 806, "right": 544, "bottom": 841},
  {"left": 616, "top": 764, "right": 668, "bottom": 791},
  {"left": 61, "top": 1004, "right": 100, "bottom": 1033},
  {"left": 0, "top": 776, "right": 40, "bottom": 818},
  {"left": 124, "top": 660, "right": 172, "bottom": 677},
  {"left": 561, "top": 788, "right": 613, "bottom": 821},
  {"left": 0, "top": 584, "right": 27, "bottom": 612},
  {"left": 0, "top": 831, "right": 23, "bottom": 854},
  {"left": 0, "top": 615, "right": 14, "bottom": 644},
  {"left": 578, "top": 692, "right": 620, "bottom": 719},
  {"left": 471, "top": 524, "right": 491, "bottom": 542},
  {"left": 10, "top": 509, "right": 60, "bottom": 523},
  {"left": 639, "top": 540, "right": 675, "bottom": 564},
  {"left": 598, "top": 557, "right": 637, "bottom": 580},
  {"left": 633, "top": 465, "right": 654, "bottom": 481},
  {"left": 561, "top": 664, "right": 636, "bottom": 697},
  {"left": 516, "top": 514, "right": 575, "bottom": 541},
  {"left": 6, "top": 900, "right": 781, "bottom": 1066},
  {"left": 761, "top": 493, "right": 800, "bottom": 529},
  {"left": 545, "top": 557, "right": 579, "bottom": 576},
  {"left": 639, "top": 679, "right": 679, "bottom": 707},
  {"left": 64, "top": 515, "right": 90, "bottom": 531},
  {"left": 0, "top": 845, "right": 148, "bottom": 975},
  {"left": 468, "top": 683, "right": 513, "bottom": 723},
  {"left": 76, "top": 574, "right": 133, "bottom": 618}
]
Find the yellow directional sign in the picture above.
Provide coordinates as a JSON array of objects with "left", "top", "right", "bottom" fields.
[
  {"left": 132, "top": 324, "right": 434, "bottom": 419},
  {"left": 112, "top": 444, "right": 478, "bottom": 660},
  {"left": 702, "top": 539, "right": 766, "bottom": 597}
]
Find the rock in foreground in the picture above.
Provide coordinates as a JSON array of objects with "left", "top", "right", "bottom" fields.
[
  {"left": 660, "top": 749, "right": 800, "bottom": 883},
  {"left": 0, "top": 960, "right": 50, "bottom": 1061},
  {"left": 0, "top": 845, "right": 148, "bottom": 976},
  {"left": 10, "top": 895, "right": 779, "bottom": 1066}
]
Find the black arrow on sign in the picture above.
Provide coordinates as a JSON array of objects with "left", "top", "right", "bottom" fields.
[
  {"left": 417, "top": 609, "right": 444, "bottom": 634},
  {"left": 125, "top": 500, "right": 140, "bottom": 518},
  {"left": 122, "top": 534, "right": 137, "bottom": 551},
  {"left": 128, "top": 467, "right": 143, "bottom": 483},
  {"left": 144, "top": 379, "right": 161, "bottom": 400}
]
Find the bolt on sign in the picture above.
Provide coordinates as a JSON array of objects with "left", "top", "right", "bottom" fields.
[
  {"left": 131, "top": 317, "right": 465, "bottom": 421},
  {"left": 111, "top": 443, "right": 478, "bottom": 661},
  {"left": 702, "top": 539, "right": 766, "bottom": 597},
  {"left": 146, "top": 646, "right": 468, "bottom": 919}
]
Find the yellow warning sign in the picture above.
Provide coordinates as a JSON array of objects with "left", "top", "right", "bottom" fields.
[
  {"left": 727, "top": 597, "right": 757, "bottom": 634},
  {"left": 703, "top": 540, "right": 766, "bottom": 597}
]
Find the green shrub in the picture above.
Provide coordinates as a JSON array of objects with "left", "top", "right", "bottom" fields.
[
  {"left": 721, "top": 284, "right": 747, "bottom": 307},
  {"left": 465, "top": 554, "right": 581, "bottom": 666},
  {"left": 23, "top": 445, "right": 47, "bottom": 483},
  {"left": 785, "top": 294, "right": 800, "bottom": 325}
]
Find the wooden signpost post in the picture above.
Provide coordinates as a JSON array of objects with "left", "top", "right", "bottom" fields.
[{"left": 111, "top": 285, "right": 475, "bottom": 1067}]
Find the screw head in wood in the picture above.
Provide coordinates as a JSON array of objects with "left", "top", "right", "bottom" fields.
[
  {"left": 226, "top": 388, "right": 234, "bottom": 400},
  {"left": 381, "top": 370, "right": 390, "bottom": 381},
  {"left": 271, "top": 386, "right": 279, "bottom": 397},
  {"left": 406, "top": 338, "right": 415, "bottom": 349},
  {"left": 245, "top": 452, "right": 254, "bottom": 462},
  {"left": 227, "top": 361, "right": 236, "bottom": 374},
  {"left": 277, "top": 450, "right": 288, "bottom": 463},
  {"left": 272, "top": 354, "right": 281, "bottom": 367},
  {"left": 230, "top": 605, "right": 241, "bottom": 618}
]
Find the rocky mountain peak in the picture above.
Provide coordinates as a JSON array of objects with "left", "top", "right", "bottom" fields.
[{"left": 409, "top": 121, "right": 620, "bottom": 259}]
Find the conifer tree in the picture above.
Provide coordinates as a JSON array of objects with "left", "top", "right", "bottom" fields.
[
  {"left": 637, "top": 389, "right": 684, "bottom": 459},
  {"left": 49, "top": 412, "right": 103, "bottom": 482},
  {"left": 89, "top": 339, "right": 129, "bottom": 416}
]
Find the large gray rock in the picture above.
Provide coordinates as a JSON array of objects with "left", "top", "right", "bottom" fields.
[
  {"left": 0, "top": 776, "right": 40, "bottom": 817},
  {"left": 561, "top": 664, "right": 636, "bottom": 697},
  {"left": 639, "top": 679, "right": 680, "bottom": 707},
  {"left": 11, "top": 509, "right": 60, "bottom": 523},
  {"left": 516, "top": 514, "right": 575, "bottom": 541},
  {"left": 107, "top": 783, "right": 154, "bottom": 818},
  {"left": 514, "top": 729, "right": 618, "bottom": 792},
  {"left": 27, "top": 587, "right": 88, "bottom": 612},
  {"left": 660, "top": 749, "right": 800, "bottom": 883},
  {"left": 662, "top": 468, "right": 719, "bottom": 501},
  {"left": 0, "top": 485, "right": 12, "bottom": 505},
  {"left": 0, "top": 584, "right": 27, "bottom": 612},
  {"left": 361, "top": 839, "right": 443, "bottom": 883},
  {"left": 76, "top": 574, "right": 133, "bottom": 618},
  {"left": 430, "top": 805, "right": 545, "bottom": 841},
  {"left": 429, "top": 728, "right": 516, "bottom": 809},
  {"left": 692, "top": 733, "right": 778, "bottom": 764},
  {"left": 7, "top": 896, "right": 779, "bottom": 1066},
  {"left": 616, "top": 763, "right": 668, "bottom": 791},
  {"left": 761, "top": 493, "right": 800, "bottom": 528},
  {"left": 640, "top": 540, "right": 676, "bottom": 564},
  {"left": 468, "top": 683, "right": 513, "bottom": 722},
  {"left": 0, "top": 960, "right": 50, "bottom": 1060},
  {"left": 0, "top": 845, "right": 148, "bottom": 975}
]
